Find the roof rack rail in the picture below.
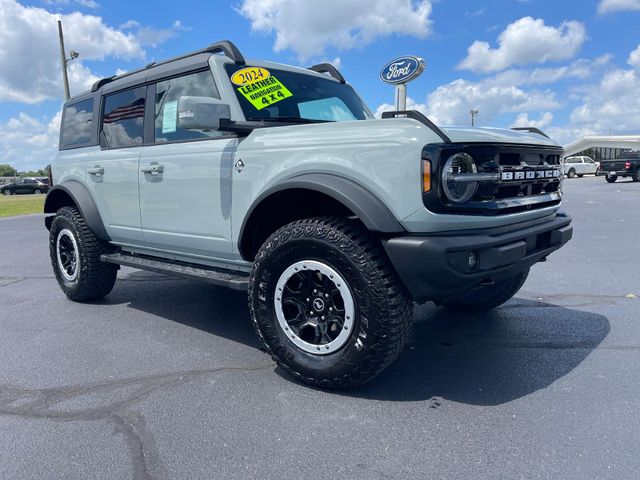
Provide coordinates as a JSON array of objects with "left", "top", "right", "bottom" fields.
[
  {"left": 91, "top": 40, "right": 245, "bottom": 93},
  {"left": 308, "top": 63, "right": 346, "bottom": 83},
  {"left": 511, "top": 127, "right": 550, "bottom": 139}
]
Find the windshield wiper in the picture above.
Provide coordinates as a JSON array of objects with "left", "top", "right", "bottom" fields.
[{"left": 246, "top": 117, "right": 334, "bottom": 124}]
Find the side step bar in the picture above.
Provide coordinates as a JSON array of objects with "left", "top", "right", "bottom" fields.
[{"left": 101, "top": 253, "right": 249, "bottom": 291}]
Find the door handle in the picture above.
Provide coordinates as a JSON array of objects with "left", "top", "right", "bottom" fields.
[
  {"left": 141, "top": 164, "right": 164, "bottom": 176},
  {"left": 87, "top": 166, "right": 104, "bottom": 176}
]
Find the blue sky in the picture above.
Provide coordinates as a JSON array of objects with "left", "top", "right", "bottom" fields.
[{"left": 1, "top": 0, "right": 639, "bottom": 170}]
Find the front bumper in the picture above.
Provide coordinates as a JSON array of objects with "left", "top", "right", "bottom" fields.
[{"left": 383, "top": 213, "right": 572, "bottom": 303}]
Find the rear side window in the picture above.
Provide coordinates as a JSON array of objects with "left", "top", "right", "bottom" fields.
[
  {"left": 102, "top": 87, "right": 146, "bottom": 149},
  {"left": 154, "top": 70, "right": 222, "bottom": 143},
  {"left": 61, "top": 98, "right": 94, "bottom": 147}
]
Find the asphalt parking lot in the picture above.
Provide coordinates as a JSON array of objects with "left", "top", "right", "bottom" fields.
[{"left": 0, "top": 176, "right": 638, "bottom": 480}]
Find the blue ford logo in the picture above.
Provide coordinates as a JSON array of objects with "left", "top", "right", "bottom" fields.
[{"left": 380, "top": 56, "right": 426, "bottom": 84}]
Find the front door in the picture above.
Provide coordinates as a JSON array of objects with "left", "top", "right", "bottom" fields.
[
  {"left": 138, "top": 70, "right": 235, "bottom": 260},
  {"left": 13, "top": 180, "right": 28, "bottom": 194},
  {"left": 87, "top": 86, "right": 146, "bottom": 244}
]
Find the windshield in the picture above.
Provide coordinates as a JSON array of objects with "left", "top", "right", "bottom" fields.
[{"left": 225, "top": 64, "right": 373, "bottom": 123}]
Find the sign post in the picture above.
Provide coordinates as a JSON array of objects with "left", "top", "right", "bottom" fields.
[{"left": 380, "top": 56, "right": 426, "bottom": 110}]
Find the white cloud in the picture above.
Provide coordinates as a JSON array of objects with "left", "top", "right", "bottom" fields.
[
  {"left": 374, "top": 75, "right": 560, "bottom": 127},
  {"left": 483, "top": 55, "right": 611, "bottom": 90},
  {"left": 121, "top": 19, "right": 190, "bottom": 48},
  {"left": 465, "top": 8, "right": 486, "bottom": 18},
  {"left": 458, "top": 17, "right": 587, "bottom": 73},
  {"left": 238, "top": 0, "right": 433, "bottom": 60},
  {"left": 45, "top": 0, "right": 99, "bottom": 9},
  {"left": 569, "top": 68, "right": 640, "bottom": 133},
  {"left": 0, "top": 0, "right": 186, "bottom": 103},
  {"left": 511, "top": 112, "right": 554, "bottom": 129},
  {"left": 629, "top": 44, "right": 640, "bottom": 69},
  {"left": 0, "top": 112, "right": 61, "bottom": 171},
  {"left": 598, "top": 0, "right": 640, "bottom": 13},
  {"left": 424, "top": 78, "right": 560, "bottom": 126},
  {"left": 542, "top": 57, "right": 640, "bottom": 144},
  {"left": 374, "top": 97, "right": 428, "bottom": 119}
]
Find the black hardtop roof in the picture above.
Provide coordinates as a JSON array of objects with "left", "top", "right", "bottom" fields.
[
  {"left": 65, "top": 40, "right": 244, "bottom": 104},
  {"left": 92, "top": 40, "right": 245, "bottom": 92},
  {"left": 63, "top": 40, "right": 347, "bottom": 105}
]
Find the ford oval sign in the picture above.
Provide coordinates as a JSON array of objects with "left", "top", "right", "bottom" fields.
[{"left": 380, "top": 56, "right": 426, "bottom": 84}]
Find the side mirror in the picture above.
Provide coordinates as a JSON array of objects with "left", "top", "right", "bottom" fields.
[{"left": 177, "top": 96, "right": 231, "bottom": 131}]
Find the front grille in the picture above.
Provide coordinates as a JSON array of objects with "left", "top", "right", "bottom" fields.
[{"left": 422, "top": 143, "right": 564, "bottom": 215}]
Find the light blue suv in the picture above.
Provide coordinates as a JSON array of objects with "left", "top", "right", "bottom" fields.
[{"left": 45, "top": 41, "right": 572, "bottom": 388}]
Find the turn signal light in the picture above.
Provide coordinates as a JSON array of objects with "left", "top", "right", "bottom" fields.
[{"left": 422, "top": 160, "right": 431, "bottom": 193}]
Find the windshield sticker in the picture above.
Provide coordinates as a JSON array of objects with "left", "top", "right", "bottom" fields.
[
  {"left": 237, "top": 76, "right": 292, "bottom": 110},
  {"left": 231, "top": 67, "right": 271, "bottom": 86},
  {"left": 162, "top": 100, "right": 178, "bottom": 134}
]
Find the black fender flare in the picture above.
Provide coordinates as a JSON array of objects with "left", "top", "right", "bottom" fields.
[
  {"left": 239, "top": 173, "right": 405, "bottom": 252},
  {"left": 44, "top": 181, "right": 110, "bottom": 241}
]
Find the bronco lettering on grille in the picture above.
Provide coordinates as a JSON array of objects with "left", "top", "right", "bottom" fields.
[{"left": 500, "top": 169, "right": 560, "bottom": 182}]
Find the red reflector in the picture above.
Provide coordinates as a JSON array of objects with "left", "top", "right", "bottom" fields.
[{"left": 625, "top": 161, "right": 631, "bottom": 169}]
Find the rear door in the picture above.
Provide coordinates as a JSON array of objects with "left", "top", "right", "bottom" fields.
[
  {"left": 577, "top": 158, "right": 587, "bottom": 175},
  {"left": 86, "top": 87, "right": 146, "bottom": 244},
  {"left": 138, "top": 69, "right": 236, "bottom": 259}
]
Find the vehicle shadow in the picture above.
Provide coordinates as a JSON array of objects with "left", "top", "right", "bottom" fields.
[
  {"left": 108, "top": 271, "right": 610, "bottom": 406},
  {"left": 352, "top": 299, "right": 610, "bottom": 404}
]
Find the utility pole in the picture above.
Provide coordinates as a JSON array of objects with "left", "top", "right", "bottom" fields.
[
  {"left": 57, "top": 21, "right": 79, "bottom": 100},
  {"left": 58, "top": 20, "right": 70, "bottom": 100},
  {"left": 470, "top": 109, "right": 479, "bottom": 127}
]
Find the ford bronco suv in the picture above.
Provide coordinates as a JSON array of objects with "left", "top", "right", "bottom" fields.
[{"left": 45, "top": 41, "right": 572, "bottom": 389}]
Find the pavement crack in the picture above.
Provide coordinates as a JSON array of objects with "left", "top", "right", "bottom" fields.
[
  {"left": 0, "top": 364, "right": 274, "bottom": 421},
  {"left": 110, "top": 412, "right": 158, "bottom": 480},
  {"left": 0, "top": 363, "right": 274, "bottom": 480}
]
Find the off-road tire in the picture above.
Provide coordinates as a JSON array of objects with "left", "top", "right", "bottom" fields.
[
  {"left": 441, "top": 268, "right": 529, "bottom": 312},
  {"left": 567, "top": 169, "right": 576, "bottom": 178},
  {"left": 49, "top": 207, "right": 117, "bottom": 302},
  {"left": 248, "top": 217, "right": 413, "bottom": 389},
  {"left": 632, "top": 169, "right": 640, "bottom": 182},
  {"left": 606, "top": 175, "right": 617, "bottom": 183}
]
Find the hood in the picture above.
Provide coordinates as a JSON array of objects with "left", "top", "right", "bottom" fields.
[
  {"left": 440, "top": 126, "right": 561, "bottom": 147},
  {"left": 241, "top": 118, "right": 446, "bottom": 151},
  {"left": 242, "top": 119, "right": 560, "bottom": 151}
]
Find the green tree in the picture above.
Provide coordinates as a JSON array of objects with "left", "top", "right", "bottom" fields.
[
  {"left": 0, "top": 164, "right": 18, "bottom": 177},
  {"left": 19, "top": 169, "right": 48, "bottom": 178}
]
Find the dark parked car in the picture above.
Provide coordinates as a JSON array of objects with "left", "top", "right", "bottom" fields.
[
  {"left": 0, "top": 178, "right": 49, "bottom": 195},
  {"left": 600, "top": 151, "right": 640, "bottom": 183}
]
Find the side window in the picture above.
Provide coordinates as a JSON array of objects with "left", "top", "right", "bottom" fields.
[
  {"left": 61, "top": 98, "right": 94, "bottom": 147},
  {"left": 102, "top": 87, "right": 146, "bottom": 149},
  {"left": 154, "top": 70, "right": 222, "bottom": 143}
]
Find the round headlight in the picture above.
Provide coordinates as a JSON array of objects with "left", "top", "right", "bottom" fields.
[{"left": 441, "top": 153, "right": 478, "bottom": 204}]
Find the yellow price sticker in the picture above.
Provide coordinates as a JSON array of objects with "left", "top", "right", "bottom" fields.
[
  {"left": 237, "top": 76, "right": 293, "bottom": 111},
  {"left": 231, "top": 67, "right": 271, "bottom": 86}
]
